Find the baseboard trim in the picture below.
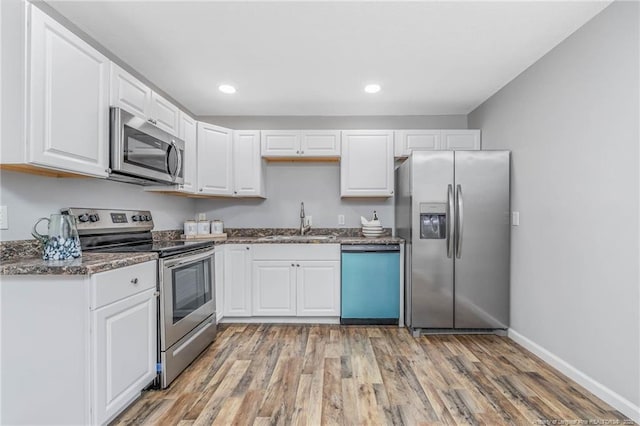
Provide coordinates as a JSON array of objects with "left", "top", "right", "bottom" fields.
[
  {"left": 508, "top": 328, "right": 640, "bottom": 423},
  {"left": 220, "top": 317, "right": 340, "bottom": 324}
]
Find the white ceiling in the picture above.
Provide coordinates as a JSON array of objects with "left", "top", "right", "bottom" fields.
[{"left": 45, "top": 1, "right": 610, "bottom": 116}]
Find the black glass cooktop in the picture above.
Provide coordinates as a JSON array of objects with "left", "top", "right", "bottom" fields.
[{"left": 83, "top": 239, "right": 214, "bottom": 257}]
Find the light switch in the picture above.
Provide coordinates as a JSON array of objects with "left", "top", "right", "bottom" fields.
[
  {"left": 512, "top": 211, "right": 520, "bottom": 226},
  {"left": 338, "top": 214, "right": 345, "bottom": 225}
]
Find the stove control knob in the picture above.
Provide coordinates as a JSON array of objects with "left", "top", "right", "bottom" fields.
[
  {"left": 145, "top": 215, "right": 152, "bottom": 221},
  {"left": 89, "top": 214, "right": 99, "bottom": 222},
  {"left": 132, "top": 215, "right": 140, "bottom": 222},
  {"left": 78, "top": 213, "right": 90, "bottom": 223}
]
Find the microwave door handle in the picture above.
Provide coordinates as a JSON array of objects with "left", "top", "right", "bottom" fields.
[
  {"left": 174, "top": 141, "right": 183, "bottom": 180},
  {"left": 167, "top": 140, "right": 180, "bottom": 181}
]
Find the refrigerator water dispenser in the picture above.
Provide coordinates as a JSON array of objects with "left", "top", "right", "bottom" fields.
[{"left": 419, "top": 203, "right": 446, "bottom": 239}]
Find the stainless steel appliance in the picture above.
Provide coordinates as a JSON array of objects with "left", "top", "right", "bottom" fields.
[
  {"left": 395, "top": 151, "right": 510, "bottom": 333},
  {"left": 63, "top": 208, "right": 216, "bottom": 388},
  {"left": 109, "top": 107, "right": 185, "bottom": 185}
]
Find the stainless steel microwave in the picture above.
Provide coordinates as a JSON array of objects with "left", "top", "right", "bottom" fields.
[{"left": 109, "top": 107, "right": 185, "bottom": 185}]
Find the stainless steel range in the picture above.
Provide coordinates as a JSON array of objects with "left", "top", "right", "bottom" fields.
[{"left": 63, "top": 208, "right": 217, "bottom": 388}]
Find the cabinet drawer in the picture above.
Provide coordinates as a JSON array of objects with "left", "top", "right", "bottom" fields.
[
  {"left": 91, "top": 261, "right": 156, "bottom": 309},
  {"left": 251, "top": 244, "right": 340, "bottom": 261}
]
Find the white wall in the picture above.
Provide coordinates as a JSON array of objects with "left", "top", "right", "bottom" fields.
[
  {"left": 468, "top": 1, "right": 639, "bottom": 419},
  {"left": 0, "top": 171, "right": 195, "bottom": 241},
  {"left": 196, "top": 162, "right": 393, "bottom": 229}
]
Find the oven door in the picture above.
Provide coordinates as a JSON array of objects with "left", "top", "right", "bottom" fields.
[
  {"left": 160, "top": 249, "right": 215, "bottom": 350},
  {"left": 111, "top": 107, "right": 184, "bottom": 184}
]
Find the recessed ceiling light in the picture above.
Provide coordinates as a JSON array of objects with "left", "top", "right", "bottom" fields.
[
  {"left": 364, "top": 84, "right": 381, "bottom": 94},
  {"left": 218, "top": 84, "right": 236, "bottom": 94}
]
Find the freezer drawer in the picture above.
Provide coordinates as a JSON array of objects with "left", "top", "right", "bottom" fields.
[{"left": 341, "top": 246, "right": 400, "bottom": 325}]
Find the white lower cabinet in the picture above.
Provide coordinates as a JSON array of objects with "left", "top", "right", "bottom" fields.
[
  {"left": 223, "top": 245, "right": 253, "bottom": 316},
  {"left": 297, "top": 261, "right": 341, "bottom": 316},
  {"left": 252, "top": 261, "right": 297, "bottom": 316},
  {"left": 92, "top": 288, "right": 157, "bottom": 425},
  {"left": 239, "top": 244, "right": 341, "bottom": 319},
  {"left": 0, "top": 260, "right": 157, "bottom": 425}
]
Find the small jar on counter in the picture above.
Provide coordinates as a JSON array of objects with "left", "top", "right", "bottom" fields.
[
  {"left": 197, "top": 220, "right": 211, "bottom": 235},
  {"left": 211, "top": 220, "right": 224, "bottom": 234},
  {"left": 184, "top": 220, "right": 197, "bottom": 236}
]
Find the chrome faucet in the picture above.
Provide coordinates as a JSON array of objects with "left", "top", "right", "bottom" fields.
[{"left": 300, "top": 202, "right": 311, "bottom": 235}]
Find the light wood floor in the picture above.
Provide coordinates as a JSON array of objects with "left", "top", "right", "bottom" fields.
[{"left": 112, "top": 324, "right": 632, "bottom": 425}]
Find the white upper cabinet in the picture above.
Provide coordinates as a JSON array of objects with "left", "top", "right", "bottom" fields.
[
  {"left": 178, "top": 112, "right": 197, "bottom": 193},
  {"left": 261, "top": 130, "right": 341, "bottom": 158},
  {"left": 441, "top": 130, "right": 481, "bottom": 150},
  {"left": 109, "top": 62, "right": 151, "bottom": 119},
  {"left": 394, "top": 129, "right": 481, "bottom": 157},
  {"left": 109, "top": 63, "right": 180, "bottom": 137},
  {"left": 197, "top": 123, "right": 233, "bottom": 195},
  {"left": 150, "top": 92, "right": 180, "bottom": 136},
  {"left": 261, "top": 130, "right": 300, "bottom": 157},
  {"left": 300, "top": 131, "right": 341, "bottom": 157},
  {"left": 394, "top": 130, "right": 441, "bottom": 157},
  {"left": 233, "top": 130, "right": 265, "bottom": 197},
  {"left": 341, "top": 130, "right": 394, "bottom": 197},
  {"left": 28, "top": 6, "right": 110, "bottom": 178}
]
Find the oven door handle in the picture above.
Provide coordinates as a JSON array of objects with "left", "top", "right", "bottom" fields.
[{"left": 163, "top": 249, "right": 214, "bottom": 269}]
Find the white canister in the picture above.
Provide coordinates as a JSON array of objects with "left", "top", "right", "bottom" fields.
[
  {"left": 197, "top": 220, "right": 211, "bottom": 235},
  {"left": 184, "top": 220, "right": 197, "bottom": 236},
  {"left": 212, "top": 220, "right": 224, "bottom": 234}
]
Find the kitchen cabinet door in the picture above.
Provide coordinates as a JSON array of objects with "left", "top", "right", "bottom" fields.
[
  {"left": 179, "top": 112, "right": 197, "bottom": 193},
  {"left": 233, "top": 131, "right": 265, "bottom": 197},
  {"left": 441, "top": 130, "right": 481, "bottom": 150},
  {"left": 197, "top": 123, "right": 233, "bottom": 195},
  {"left": 150, "top": 92, "right": 180, "bottom": 137},
  {"left": 28, "top": 6, "right": 109, "bottom": 178},
  {"left": 297, "top": 261, "right": 340, "bottom": 316},
  {"left": 394, "top": 130, "right": 441, "bottom": 157},
  {"left": 252, "top": 261, "right": 297, "bottom": 316},
  {"left": 223, "top": 245, "right": 252, "bottom": 317},
  {"left": 92, "top": 288, "right": 157, "bottom": 425},
  {"left": 340, "top": 130, "right": 394, "bottom": 197},
  {"left": 110, "top": 63, "right": 152, "bottom": 120},
  {"left": 300, "top": 131, "right": 341, "bottom": 157},
  {"left": 261, "top": 130, "right": 300, "bottom": 157}
]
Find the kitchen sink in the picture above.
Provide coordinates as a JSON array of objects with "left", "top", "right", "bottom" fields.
[{"left": 258, "top": 235, "right": 337, "bottom": 241}]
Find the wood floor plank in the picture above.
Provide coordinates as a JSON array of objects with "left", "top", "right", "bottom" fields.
[{"left": 113, "top": 325, "right": 633, "bottom": 426}]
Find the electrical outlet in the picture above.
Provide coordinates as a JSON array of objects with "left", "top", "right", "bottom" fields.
[
  {"left": 512, "top": 211, "right": 520, "bottom": 226},
  {"left": 0, "top": 206, "right": 8, "bottom": 230},
  {"left": 306, "top": 216, "right": 312, "bottom": 226},
  {"left": 338, "top": 214, "right": 345, "bottom": 226}
]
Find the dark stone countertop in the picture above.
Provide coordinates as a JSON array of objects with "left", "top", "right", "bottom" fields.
[
  {"left": 220, "top": 236, "right": 403, "bottom": 245},
  {"left": 0, "top": 228, "right": 403, "bottom": 275},
  {"left": 0, "top": 252, "right": 158, "bottom": 276}
]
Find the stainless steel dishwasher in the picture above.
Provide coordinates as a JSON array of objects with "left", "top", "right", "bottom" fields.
[{"left": 340, "top": 244, "right": 400, "bottom": 325}]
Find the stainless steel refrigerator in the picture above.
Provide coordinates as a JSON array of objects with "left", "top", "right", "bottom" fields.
[{"left": 395, "top": 150, "right": 510, "bottom": 332}]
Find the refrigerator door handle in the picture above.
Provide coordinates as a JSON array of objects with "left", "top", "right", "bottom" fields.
[
  {"left": 446, "top": 184, "right": 454, "bottom": 258},
  {"left": 456, "top": 184, "right": 464, "bottom": 258}
]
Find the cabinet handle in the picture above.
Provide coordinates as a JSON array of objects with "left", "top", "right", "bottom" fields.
[
  {"left": 131, "top": 278, "right": 139, "bottom": 284},
  {"left": 153, "top": 291, "right": 160, "bottom": 298},
  {"left": 234, "top": 191, "right": 237, "bottom": 194},
  {"left": 246, "top": 247, "right": 250, "bottom": 250},
  {"left": 296, "top": 150, "right": 300, "bottom": 154},
  {"left": 291, "top": 263, "right": 295, "bottom": 267},
  {"left": 199, "top": 188, "right": 203, "bottom": 192},
  {"left": 296, "top": 264, "right": 300, "bottom": 267}
]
